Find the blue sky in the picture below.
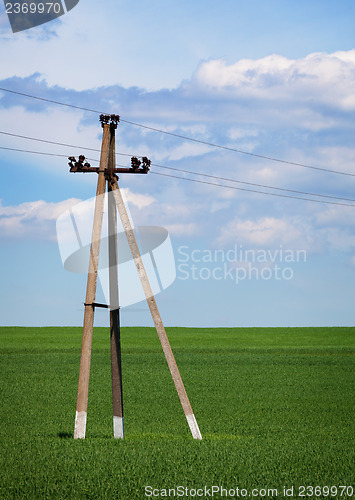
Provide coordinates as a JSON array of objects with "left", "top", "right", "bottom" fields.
[{"left": 0, "top": 0, "right": 355, "bottom": 327}]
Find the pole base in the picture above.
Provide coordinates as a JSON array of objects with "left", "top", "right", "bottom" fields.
[
  {"left": 186, "top": 414, "right": 202, "bottom": 440},
  {"left": 113, "top": 416, "right": 124, "bottom": 438},
  {"left": 74, "top": 411, "right": 87, "bottom": 439}
]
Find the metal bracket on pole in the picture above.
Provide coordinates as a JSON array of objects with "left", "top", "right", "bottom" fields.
[
  {"left": 68, "top": 156, "right": 150, "bottom": 175},
  {"left": 99, "top": 114, "right": 120, "bottom": 128},
  {"left": 84, "top": 302, "right": 110, "bottom": 309}
]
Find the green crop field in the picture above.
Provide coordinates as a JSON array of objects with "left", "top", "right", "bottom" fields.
[{"left": 0, "top": 326, "right": 354, "bottom": 499}]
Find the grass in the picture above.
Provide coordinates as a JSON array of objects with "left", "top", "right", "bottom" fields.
[{"left": 0, "top": 326, "right": 354, "bottom": 499}]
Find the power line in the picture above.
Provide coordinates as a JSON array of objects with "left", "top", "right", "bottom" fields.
[
  {"left": 0, "top": 145, "right": 74, "bottom": 159},
  {"left": 0, "top": 145, "right": 106, "bottom": 166},
  {"left": 122, "top": 120, "right": 355, "bottom": 177},
  {"left": 0, "top": 146, "right": 104, "bottom": 169},
  {"left": 0, "top": 86, "right": 354, "bottom": 178},
  {"left": 0, "top": 87, "right": 104, "bottom": 114},
  {"left": 151, "top": 163, "right": 355, "bottom": 203},
  {"left": 151, "top": 171, "right": 355, "bottom": 208},
  {"left": 2, "top": 141, "right": 355, "bottom": 203},
  {"left": 0, "top": 131, "right": 132, "bottom": 157},
  {"left": 1, "top": 143, "right": 354, "bottom": 207}
]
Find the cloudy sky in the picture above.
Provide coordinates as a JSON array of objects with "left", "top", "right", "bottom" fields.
[{"left": 0, "top": 0, "right": 355, "bottom": 327}]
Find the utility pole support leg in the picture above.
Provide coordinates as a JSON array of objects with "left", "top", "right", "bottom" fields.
[
  {"left": 111, "top": 179, "right": 202, "bottom": 440},
  {"left": 73, "top": 123, "right": 110, "bottom": 439}
]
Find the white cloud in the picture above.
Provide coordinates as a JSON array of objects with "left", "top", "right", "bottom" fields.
[
  {"left": 320, "top": 227, "right": 355, "bottom": 252},
  {"left": 1, "top": 50, "right": 355, "bottom": 263},
  {"left": 209, "top": 200, "right": 231, "bottom": 213},
  {"left": 215, "top": 206, "right": 355, "bottom": 257},
  {"left": 165, "top": 223, "right": 199, "bottom": 236},
  {"left": 312, "top": 146, "right": 355, "bottom": 176},
  {"left": 193, "top": 50, "right": 355, "bottom": 112},
  {"left": 0, "top": 198, "right": 81, "bottom": 239},
  {"left": 315, "top": 205, "right": 355, "bottom": 227},
  {"left": 2, "top": 49, "right": 355, "bottom": 173},
  {"left": 215, "top": 216, "right": 316, "bottom": 250},
  {"left": 165, "top": 142, "right": 213, "bottom": 161},
  {"left": 0, "top": 188, "right": 156, "bottom": 241},
  {"left": 227, "top": 127, "right": 259, "bottom": 141},
  {"left": 0, "top": 0, "right": 203, "bottom": 91},
  {"left": 121, "top": 187, "right": 155, "bottom": 209},
  {"left": 0, "top": 198, "right": 80, "bottom": 219},
  {"left": 0, "top": 104, "right": 101, "bottom": 177}
]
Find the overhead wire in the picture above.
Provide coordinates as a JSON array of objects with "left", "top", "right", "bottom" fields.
[
  {"left": 1, "top": 144, "right": 355, "bottom": 207},
  {"left": 121, "top": 120, "right": 355, "bottom": 177},
  {"left": 1, "top": 133, "right": 354, "bottom": 202},
  {"left": 0, "top": 145, "right": 76, "bottom": 159},
  {"left": 151, "top": 171, "right": 355, "bottom": 208},
  {"left": 0, "top": 87, "right": 104, "bottom": 114},
  {"left": 0, "top": 86, "right": 354, "bottom": 178},
  {"left": 0, "top": 130, "right": 132, "bottom": 157},
  {"left": 2, "top": 142, "right": 355, "bottom": 202},
  {"left": 150, "top": 163, "right": 355, "bottom": 203}
]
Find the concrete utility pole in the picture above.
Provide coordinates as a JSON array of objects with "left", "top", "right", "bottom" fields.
[
  {"left": 107, "top": 126, "right": 124, "bottom": 439},
  {"left": 69, "top": 114, "right": 202, "bottom": 440},
  {"left": 73, "top": 122, "right": 110, "bottom": 439}
]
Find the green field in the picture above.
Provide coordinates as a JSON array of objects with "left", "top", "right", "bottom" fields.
[{"left": 0, "top": 326, "right": 354, "bottom": 499}]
